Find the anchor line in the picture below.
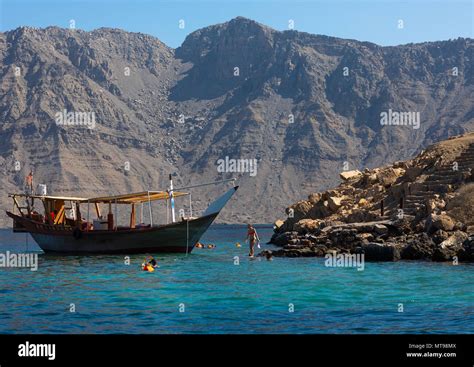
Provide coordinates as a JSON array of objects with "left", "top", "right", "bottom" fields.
[{"left": 186, "top": 219, "right": 189, "bottom": 255}]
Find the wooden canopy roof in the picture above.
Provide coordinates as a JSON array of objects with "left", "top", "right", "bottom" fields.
[
  {"left": 87, "top": 191, "right": 189, "bottom": 204},
  {"left": 9, "top": 191, "right": 189, "bottom": 204}
]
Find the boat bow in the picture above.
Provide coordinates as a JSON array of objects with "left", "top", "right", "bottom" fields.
[{"left": 203, "top": 186, "right": 239, "bottom": 216}]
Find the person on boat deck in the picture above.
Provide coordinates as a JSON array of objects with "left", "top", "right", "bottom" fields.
[
  {"left": 246, "top": 224, "right": 260, "bottom": 257},
  {"left": 81, "top": 218, "right": 90, "bottom": 230},
  {"left": 25, "top": 170, "right": 33, "bottom": 194},
  {"left": 50, "top": 210, "right": 57, "bottom": 222}
]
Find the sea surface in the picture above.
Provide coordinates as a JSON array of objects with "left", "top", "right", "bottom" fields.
[{"left": 0, "top": 225, "right": 472, "bottom": 334}]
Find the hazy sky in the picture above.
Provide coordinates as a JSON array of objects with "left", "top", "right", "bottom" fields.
[{"left": 0, "top": 0, "right": 472, "bottom": 48}]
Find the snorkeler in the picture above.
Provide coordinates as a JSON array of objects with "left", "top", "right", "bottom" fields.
[
  {"left": 148, "top": 257, "right": 157, "bottom": 267},
  {"left": 142, "top": 256, "right": 157, "bottom": 271}
]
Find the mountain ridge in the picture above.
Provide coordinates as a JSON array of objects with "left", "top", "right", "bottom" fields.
[
  {"left": 6, "top": 16, "right": 471, "bottom": 50},
  {"left": 0, "top": 17, "right": 473, "bottom": 226}
]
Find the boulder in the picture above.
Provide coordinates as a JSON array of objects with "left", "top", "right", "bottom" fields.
[
  {"left": 467, "top": 225, "right": 474, "bottom": 235},
  {"left": 391, "top": 217, "right": 415, "bottom": 234},
  {"left": 431, "top": 229, "right": 449, "bottom": 245},
  {"left": 273, "top": 219, "right": 285, "bottom": 231},
  {"left": 426, "top": 199, "right": 438, "bottom": 212},
  {"left": 307, "top": 200, "right": 332, "bottom": 219},
  {"left": 328, "top": 228, "right": 359, "bottom": 248},
  {"left": 286, "top": 200, "right": 313, "bottom": 221},
  {"left": 355, "top": 242, "right": 401, "bottom": 261},
  {"left": 373, "top": 224, "right": 388, "bottom": 235},
  {"left": 308, "top": 192, "right": 322, "bottom": 204},
  {"left": 358, "top": 198, "right": 368, "bottom": 206},
  {"left": 425, "top": 197, "right": 446, "bottom": 213},
  {"left": 327, "top": 196, "right": 343, "bottom": 212},
  {"left": 401, "top": 233, "right": 435, "bottom": 260},
  {"left": 427, "top": 213, "right": 455, "bottom": 233},
  {"left": 340, "top": 170, "right": 362, "bottom": 181},
  {"left": 294, "top": 219, "right": 321, "bottom": 234},
  {"left": 313, "top": 245, "right": 327, "bottom": 257},
  {"left": 323, "top": 220, "right": 345, "bottom": 228},
  {"left": 458, "top": 236, "right": 474, "bottom": 262},
  {"left": 393, "top": 161, "right": 409, "bottom": 169},
  {"left": 367, "top": 173, "right": 378, "bottom": 185},
  {"left": 321, "top": 190, "right": 339, "bottom": 200},
  {"left": 432, "top": 231, "right": 468, "bottom": 261},
  {"left": 270, "top": 231, "right": 299, "bottom": 247},
  {"left": 454, "top": 221, "right": 467, "bottom": 232},
  {"left": 365, "top": 184, "right": 385, "bottom": 202},
  {"left": 341, "top": 187, "right": 356, "bottom": 197},
  {"left": 394, "top": 167, "right": 405, "bottom": 176},
  {"left": 404, "top": 166, "right": 423, "bottom": 181},
  {"left": 346, "top": 209, "right": 379, "bottom": 223},
  {"left": 377, "top": 167, "right": 402, "bottom": 187},
  {"left": 288, "top": 238, "right": 301, "bottom": 246},
  {"left": 357, "top": 232, "right": 375, "bottom": 243}
]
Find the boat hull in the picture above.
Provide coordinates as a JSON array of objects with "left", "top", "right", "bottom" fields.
[{"left": 6, "top": 212, "right": 218, "bottom": 254}]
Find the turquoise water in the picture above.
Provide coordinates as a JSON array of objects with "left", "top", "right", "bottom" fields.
[{"left": 0, "top": 225, "right": 473, "bottom": 334}]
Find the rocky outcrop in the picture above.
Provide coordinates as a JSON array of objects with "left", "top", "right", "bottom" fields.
[{"left": 266, "top": 134, "right": 474, "bottom": 262}]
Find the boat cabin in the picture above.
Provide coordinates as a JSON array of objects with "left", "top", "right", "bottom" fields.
[{"left": 8, "top": 190, "right": 190, "bottom": 233}]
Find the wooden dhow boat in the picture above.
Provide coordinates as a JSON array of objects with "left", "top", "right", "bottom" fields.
[{"left": 6, "top": 176, "right": 238, "bottom": 254}]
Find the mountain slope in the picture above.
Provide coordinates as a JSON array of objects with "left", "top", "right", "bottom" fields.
[{"left": 0, "top": 17, "right": 473, "bottom": 226}]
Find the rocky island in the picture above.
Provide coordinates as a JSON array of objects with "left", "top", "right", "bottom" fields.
[{"left": 264, "top": 133, "right": 474, "bottom": 262}]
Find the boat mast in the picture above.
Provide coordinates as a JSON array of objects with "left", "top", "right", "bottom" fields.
[
  {"left": 169, "top": 174, "right": 176, "bottom": 223},
  {"left": 147, "top": 191, "right": 153, "bottom": 227}
]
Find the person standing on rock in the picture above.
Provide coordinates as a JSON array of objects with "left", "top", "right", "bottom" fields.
[{"left": 246, "top": 224, "right": 260, "bottom": 257}]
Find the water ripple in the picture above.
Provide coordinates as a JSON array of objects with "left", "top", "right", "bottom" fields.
[{"left": 0, "top": 226, "right": 473, "bottom": 333}]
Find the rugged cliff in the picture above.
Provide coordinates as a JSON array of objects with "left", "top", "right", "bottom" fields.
[{"left": 1, "top": 17, "right": 473, "bottom": 226}]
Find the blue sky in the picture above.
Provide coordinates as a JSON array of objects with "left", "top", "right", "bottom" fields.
[{"left": 0, "top": 0, "right": 472, "bottom": 48}]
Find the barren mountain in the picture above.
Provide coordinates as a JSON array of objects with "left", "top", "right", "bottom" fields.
[{"left": 0, "top": 17, "right": 473, "bottom": 226}]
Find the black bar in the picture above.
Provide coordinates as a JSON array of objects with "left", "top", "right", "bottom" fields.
[{"left": 0, "top": 334, "right": 472, "bottom": 366}]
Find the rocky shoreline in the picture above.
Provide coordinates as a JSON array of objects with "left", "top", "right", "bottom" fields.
[{"left": 262, "top": 133, "right": 474, "bottom": 262}]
